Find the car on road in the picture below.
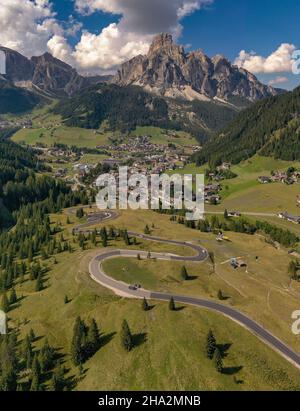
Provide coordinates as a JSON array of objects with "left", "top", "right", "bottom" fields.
[
  {"left": 128, "top": 284, "right": 142, "bottom": 291},
  {"left": 129, "top": 285, "right": 137, "bottom": 291}
]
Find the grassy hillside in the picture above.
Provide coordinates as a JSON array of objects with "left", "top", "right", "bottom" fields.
[
  {"left": 204, "top": 155, "right": 300, "bottom": 217},
  {"left": 7, "top": 209, "right": 300, "bottom": 391}
]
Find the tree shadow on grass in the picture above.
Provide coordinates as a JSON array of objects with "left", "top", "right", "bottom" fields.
[
  {"left": 133, "top": 332, "right": 147, "bottom": 348},
  {"left": 65, "top": 373, "right": 78, "bottom": 391},
  {"left": 100, "top": 331, "right": 116, "bottom": 348},
  {"left": 187, "top": 276, "right": 198, "bottom": 281},
  {"left": 175, "top": 305, "right": 186, "bottom": 312},
  {"left": 222, "top": 365, "right": 243, "bottom": 376},
  {"left": 217, "top": 343, "right": 232, "bottom": 359}
]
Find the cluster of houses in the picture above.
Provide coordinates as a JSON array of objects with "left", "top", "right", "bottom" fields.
[
  {"left": 204, "top": 183, "right": 222, "bottom": 204},
  {"left": 258, "top": 170, "right": 300, "bottom": 185},
  {"left": 278, "top": 212, "right": 300, "bottom": 225},
  {"left": 97, "top": 136, "right": 191, "bottom": 176},
  {"left": 73, "top": 163, "right": 94, "bottom": 177},
  {"left": 0, "top": 118, "right": 32, "bottom": 129},
  {"left": 98, "top": 136, "right": 163, "bottom": 155},
  {"left": 207, "top": 162, "right": 233, "bottom": 182},
  {"left": 54, "top": 168, "right": 68, "bottom": 178}
]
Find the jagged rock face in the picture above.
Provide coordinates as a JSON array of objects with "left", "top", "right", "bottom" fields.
[
  {"left": 0, "top": 46, "right": 99, "bottom": 97},
  {"left": 0, "top": 46, "right": 34, "bottom": 82},
  {"left": 113, "top": 33, "right": 278, "bottom": 102},
  {"left": 31, "top": 53, "right": 89, "bottom": 96}
]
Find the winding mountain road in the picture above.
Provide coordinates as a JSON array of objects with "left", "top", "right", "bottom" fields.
[{"left": 70, "top": 208, "right": 300, "bottom": 369}]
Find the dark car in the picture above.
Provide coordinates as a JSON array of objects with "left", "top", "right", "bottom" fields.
[{"left": 129, "top": 285, "right": 137, "bottom": 291}]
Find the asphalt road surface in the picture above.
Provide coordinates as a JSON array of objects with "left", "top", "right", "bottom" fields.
[{"left": 68, "top": 207, "right": 300, "bottom": 369}]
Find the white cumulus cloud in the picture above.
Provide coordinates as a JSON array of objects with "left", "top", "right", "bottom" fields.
[
  {"left": 0, "top": 0, "right": 59, "bottom": 57},
  {"left": 0, "top": 0, "right": 81, "bottom": 63},
  {"left": 268, "top": 76, "right": 289, "bottom": 86},
  {"left": 235, "top": 43, "right": 297, "bottom": 74},
  {"left": 73, "top": 0, "right": 213, "bottom": 72},
  {"left": 47, "top": 35, "right": 75, "bottom": 66}
]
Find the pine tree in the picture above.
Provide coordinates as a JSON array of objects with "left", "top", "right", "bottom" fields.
[
  {"left": 0, "top": 334, "right": 18, "bottom": 391},
  {"left": 30, "top": 355, "right": 41, "bottom": 391},
  {"left": 137, "top": 253, "right": 141, "bottom": 260},
  {"left": 39, "top": 339, "right": 55, "bottom": 372},
  {"left": 169, "top": 297, "right": 176, "bottom": 311},
  {"left": 29, "top": 328, "right": 35, "bottom": 342},
  {"left": 120, "top": 320, "right": 133, "bottom": 352},
  {"left": 123, "top": 230, "right": 130, "bottom": 246},
  {"left": 214, "top": 347, "right": 223, "bottom": 373},
  {"left": 64, "top": 295, "right": 69, "bottom": 304},
  {"left": 142, "top": 297, "right": 149, "bottom": 311},
  {"left": 181, "top": 266, "right": 189, "bottom": 281},
  {"left": 206, "top": 329, "right": 216, "bottom": 359},
  {"left": 1, "top": 292, "right": 9, "bottom": 313},
  {"left": 144, "top": 225, "right": 151, "bottom": 235},
  {"left": 78, "top": 363, "right": 84, "bottom": 377},
  {"left": 102, "top": 236, "right": 108, "bottom": 247},
  {"left": 50, "top": 364, "right": 65, "bottom": 391},
  {"left": 76, "top": 208, "right": 84, "bottom": 219},
  {"left": 36, "top": 274, "right": 43, "bottom": 292},
  {"left": 22, "top": 335, "right": 33, "bottom": 369},
  {"left": 218, "top": 290, "right": 225, "bottom": 300},
  {"left": 224, "top": 209, "right": 229, "bottom": 219},
  {"left": 9, "top": 288, "right": 17, "bottom": 305},
  {"left": 71, "top": 316, "right": 85, "bottom": 366},
  {"left": 87, "top": 318, "right": 100, "bottom": 355}
]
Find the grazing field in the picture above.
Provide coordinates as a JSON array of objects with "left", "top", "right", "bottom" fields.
[
  {"left": 10, "top": 107, "right": 198, "bottom": 149},
  {"left": 131, "top": 126, "right": 198, "bottom": 146},
  {"left": 12, "top": 126, "right": 113, "bottom": 148},
  {"left": 6, "top": 209, "right": 300, "bottom": 391}
]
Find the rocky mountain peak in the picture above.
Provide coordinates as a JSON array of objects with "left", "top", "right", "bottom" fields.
[
  {"left": 0, "top": 45, "right": 108, "bottom": 97},
  {"left": 148, "top": 33, "right": 184, "bottom": 57},
  {"left": 113, "top": 33, "right": 279, "bottom": 104}
]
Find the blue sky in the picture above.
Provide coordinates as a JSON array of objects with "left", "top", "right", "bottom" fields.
[{"left": 1, "top": 0, "right": 299, "bottom": 88}]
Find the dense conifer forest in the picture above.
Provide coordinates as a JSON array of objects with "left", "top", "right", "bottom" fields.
[{"left": 194, "top": 86, "right": 300, "bottom": 165}]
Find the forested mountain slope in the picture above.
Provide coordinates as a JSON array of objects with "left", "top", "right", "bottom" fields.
[
  {"left": 53, "top": 83, "right": 238, "bottom": 142},
  {"left": 0, "top": 82, "right": 41, "bottom": 114},
  {"left": 195, "top": 86, "right": 300, "bottom": 165}
]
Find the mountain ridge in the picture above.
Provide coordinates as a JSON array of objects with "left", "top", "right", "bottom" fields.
[
  {"left": 0, "top": 46, "right": 109, "bottom": 98},
  {"left": 112, "top": 33, "right": 281, "bottom": 104}
]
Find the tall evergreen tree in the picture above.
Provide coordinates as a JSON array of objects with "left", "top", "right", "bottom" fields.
[
  {"left": 30, "top": 355, "right": 41, "bottom": 391},
  {"left": 22, "top": 335, "right": 33, "bottom": 369},
  {"left": 87, "top": 318, "right": 100, "bottom": 355},
  {"left": 50, "top": 364, "right": 65, "bottom": 391},
  {"left": 181, "top": 266, "right": 189, "bottom": 281},
  {"left": 1, "top": 293, "right": 9, "bottom": 313},
  {"left": 169, "top": 297, "right": 176, "bottom": 311},
  {"left": 35, "top": 274, "right": 43, "bottom": 292},
  {"left": 9, "top": 288, "right": 17, "bottom": 305},
  {"left": 142, "top": 297, "right": 149, "bottom": 312},
  {"left": 71, "top": 316, "right": 85, "bottom": 366},
  {"left": 39, "top": 339, "right": 55, "bottom": 372},
  {"left": 120, "top": 320, "right": 133, "bottom": 352},
  {"left": 206, "top": 329, "right": 217, "bottom": 359}
]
